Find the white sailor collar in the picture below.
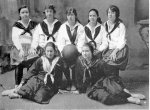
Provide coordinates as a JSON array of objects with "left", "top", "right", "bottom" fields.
[
  {"left": 17, "top": 19, "right": 32, "bottom": 28},
  {"left": 86, "top": 22, "right": 101, "bottom": 30},
  {"left": 43, "top": 19, "right": 58, "bottom": 26},
  {"left": 65, "top": 21, "right": 81, "bottom": 29}
]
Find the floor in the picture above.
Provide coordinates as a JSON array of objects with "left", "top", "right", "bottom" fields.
[{"left": 0, "top": 67, "right": 149, "bottom": 110}]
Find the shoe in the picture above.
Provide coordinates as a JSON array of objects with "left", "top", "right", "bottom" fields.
[
  {"left": 70, "top": 85, "right": 77, "bottom": 91},
  {"left": 58, "top": 89, "right": 79, "bottom": 94},
  {"left": 131, "top": 93, "right": 146, "bottom": 100},
  {"left": 70, "top": 85, "right": 79, "bottom": 94},
  {"left": 15, "top": 85, "right": 18, "bottom": 88},
  {"left": 2, "top": 90, "right": 10, "bottom": 96},
  {"left": 71, "top": 90, "right": 79, "bottom": 94},
  {"left": 1, "top": 89, "right": 15, "bottom": 96},
  {"left": 127, "top": 97, "right": 141, "bottom": 105},
  {"left": 9, "top": 92, "right": 21, "bottom": 99},
  {"left": 65, "top": 86, "right": 71, "bottom": 91},
  {"left": 58, "top": 89, "right": 70, "bottom": 94}
]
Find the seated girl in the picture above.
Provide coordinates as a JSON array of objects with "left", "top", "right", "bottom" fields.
[
  {"left": 87, "top": 60, "right": 146, "bottom": 105},
  {"left": 75, "top": 42, "right": 104, "bottom": 93},
  {"left": 75, "top": 42, "right": 145, "bottom": 105},
  {"left": 2, "top": 42, "right": 62, "bottom": 104}
]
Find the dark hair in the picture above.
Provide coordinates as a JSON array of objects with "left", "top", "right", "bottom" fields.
[
  {"left": 106, "top": 5, "right": 120, "bottom": 20},
  {"left": 83, "top": 42, "right": 94, "bottom": 55},
  {"left": 44, "top": 42, "right": 60, "bottom": 57},
  {"left": 66, "top": 7, "right": 80, "bottom": 23},
  {"left": 18, "top": 5, "right": 29, "bottom": 14},
  {"left": 107, "top": 5, "right": 123, "bottom": 23},
  {"left": 66, "top": 7, "right": 77, "bottom": 16},
  {"left": 44, "top": 42, "right": 56, "bottom": 51},
  {"left": 18, "top": 5, "right": 29, "bottom": 20},
  {"left": 44, "top": 4, "right": 56, "bottom": 14},
  {"left": 88, "top": 8, "right": 102, "bottom": 24},
  {"left": 44, "top": 42, "right": 56, "bottom": 57}
]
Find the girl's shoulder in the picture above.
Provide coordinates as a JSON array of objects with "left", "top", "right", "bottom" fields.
[
  {"left": 53, "top": 56, "right": 60, "bottom": 62},
  {"left": 61, "top": 21, "right": 68, "bottom": 26},
  {"left": 118, "top": 22, "right": 125, "bottom": 28},
  {"left": 103, "top": 21, "right": 125, "bottom": 29},
  {"left": 13, "top": 19, "right": 38, "bottom": 29},
  {"left": 76, "top": 22, "right": 84, "bottom": 27},
  {"left": 41, "top": 56, "right": 60, "bottom": 62},
  {"left": 30, "top": 20, "right": 38, "bottom": 26},
  {"left": 103, "top": 21, "right": 107, "bottom": 27},
  {"left": 13, "top": 20, "right": 21, "bottom": 27},
  {"left": 75, "top": 22, "right": 84, "bottom": 31},
  {"left": 55, "top": 19, "right": 61, "bottom": 25},
  {"left": 36, "top": 57, "right": 43, "bottom": 63},
  {"left": 58, "top": 21, "right": 67, "bottom": 29},
  {"left": 84, "top": 23, "right": 89, "bottom": 28}
]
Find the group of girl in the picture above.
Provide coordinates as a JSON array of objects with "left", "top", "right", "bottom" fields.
[{"left": 1, "top": 4, "right": 146, "bottom": 105}]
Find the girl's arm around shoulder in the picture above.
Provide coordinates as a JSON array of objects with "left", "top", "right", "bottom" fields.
[
  {"left": 31, "top": 24, "right": 41, "bottom": 49},
  {"left": 12, "top": 27, "right": 23, "bottom": 50},
  {"left": 76, "top": 24, "right": 86, "bottom": 53},
  {"left": 56, "top": 23, "right": 67, "bottom": 52},
  {"left": 116, "top": 22, "right": 126, "bottom": 50},
  {"left": 98, "top": 25, "right": 108, "bottom": 52}
]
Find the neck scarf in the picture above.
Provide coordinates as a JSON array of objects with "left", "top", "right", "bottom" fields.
[
  {"left": 13, "top": 20, "right": 38, "bottom": 36},
  {"left": 66, "top": 25, "right": 78, "bottom": 45},
  {"left": 40, "top": 20, "right": 61, "bottom": 41}
]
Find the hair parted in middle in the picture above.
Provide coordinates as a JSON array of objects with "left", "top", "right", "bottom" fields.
[
  {"left": 66, "top": 7, "right": 77, "bottom": 17},
  {"left": 106, "top": 5, "right": 120, "bottom": 19},
  {"left": 44, "top": 4, "right": 56, "bottom": 13},
  {"left": 66, "top": 7, "right": 81, "bottom": 23},
  {"left": 88, "top": 8, "right": 102, "bottom": 24},
  {"left": 83, "top": 42, "right": 94, "bottom": 55}
]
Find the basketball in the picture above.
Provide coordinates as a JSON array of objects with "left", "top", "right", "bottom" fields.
[{"left": 62, "top": 44, "right": 79, "bottom": 65}]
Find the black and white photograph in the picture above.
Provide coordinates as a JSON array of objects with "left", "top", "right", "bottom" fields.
[{"left": 0, "top": 0, "right": 149, "bottom": 109}]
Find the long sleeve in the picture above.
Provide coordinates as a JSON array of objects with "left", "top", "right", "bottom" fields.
[
  {"left": 53, "top": 32, "right": 58, "bottom": 42},
  {"left": 75, "top": 58, "right": 85, "bottom": 92},
  {"left": 22, "top": 58, "right": 42, "bottom": 83},
  {"left": 31, "top": 24, "right": 40, "bottom": 49},
  {"left": 98, "top": 26, "right": 108, "bottom": 51},
  {"left": 116, "top": 23, "right": 126, "bottom": 50},
  {"left": 76, "top": 26, "right": 86, "bottom": 53},
  {"left": 53, "top": 58, "right": 64, "bottom": 87},
  {"left": 56, "top": 25, "right": 66, "bottom": 52},
  {"left": 12, "top": 27, "right": 22, "bottom": 50}
]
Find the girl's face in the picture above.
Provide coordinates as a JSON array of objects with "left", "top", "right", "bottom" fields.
[
  {"left": 67, "top": 13, "right": 76, "bottom": 23},
  {"left": 45, "top": 9, "right": 54, "bottom": 19},
  {"left": 89, "top": 10, "right": 98, "bottom": 23},
  {"left": 82, "top": 46, "right": 92, "bottom": 61},
  {"left": 107, "top": 9, "right": 116, "bottom": 23},
  {"left": 19, "top": 8, "right": 29, "bottom": 20},
  {"left": 45, "top": 46, "right": 55, "bottom": 59}
]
